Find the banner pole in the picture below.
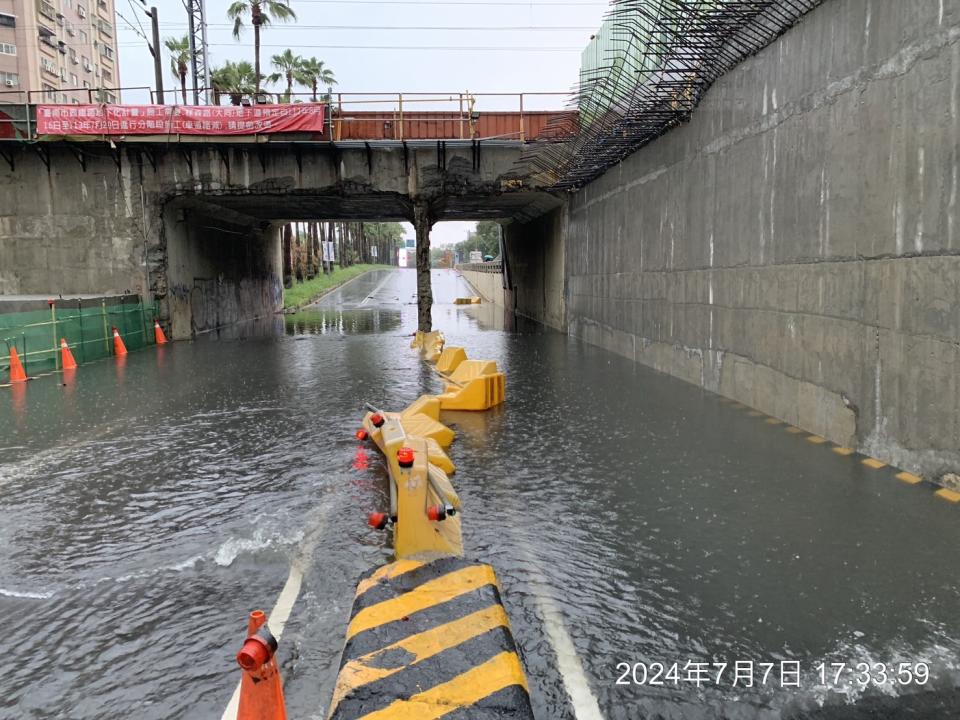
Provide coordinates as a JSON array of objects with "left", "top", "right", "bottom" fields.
[
  {"left": 139, "top": 295, "right": 148, "bottom": 345},
  {"left": 78, "top": 300, "right": 85, "bottom": 364},
  {"left": 51, "top": 300, "right": 59, "bottom": 371},
  {"left": 102, "top": 298, "right": 110, "bottom": 354}
]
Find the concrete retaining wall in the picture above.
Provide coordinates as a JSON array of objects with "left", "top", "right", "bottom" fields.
[
  {"left": 0, "top": 146, "right": 292, "bottom": 339},
  {"left": 511, "top": 0, "right": 960, "bottom": 481},
  {"left": 0, "top": 148, "right": 147, "bottom": 297},
  {"left": 458, "top": 267, "right": 506, "bottom": 306},
  {"left": 164, "top": 206, "right": 282, "bottom": 339},
  {"left": 503, "top": 208, "right": 566, "bottom": 329}
]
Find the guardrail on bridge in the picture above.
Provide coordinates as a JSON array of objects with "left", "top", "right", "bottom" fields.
[{"left": 0, "top": 90, "right": 576, "bottom": 143}]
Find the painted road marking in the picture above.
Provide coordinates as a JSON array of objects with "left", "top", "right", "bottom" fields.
[
  {"left": 896, "top": 471, "right": 922, "bottom": 485},
  {"left": 222, "top": 502, "right": 330, "bottom": 720},
  {"left": 935, "top": 488, "right": 960, "bottom": 503},
  {"left": 754, "top": 402, "right": 954, "bottom": 509},
  {"left": 330, "top": 557, "right": 534, "bottom": 720},
  {"left": 355, "top": 559, "right": 424, "bottom": 597},
  {"left": 221, "top": 565, "right": 304, "bottom": 719},
  {"left": 330, "top": 605, "right": 512, "bottom": 710},
  {"left": 359, "top": 651, "right": 527, "bottom": 720},
  {"left": 514, "top": 542, "right": 605, "bottom": 720},
  {"left": 360, "top": 272, "right": 395, "bottom": 307},
  {"left": 347, "top": 564, "right": 497, "bottom": 640}
]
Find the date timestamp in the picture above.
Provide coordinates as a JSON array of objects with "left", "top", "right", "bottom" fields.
[{"left": 614, "top": 660, "right": 930, "bottom": 688}]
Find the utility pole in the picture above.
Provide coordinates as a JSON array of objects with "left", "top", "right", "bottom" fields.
[
  {"left": 149, "top": 8, "right": 164, "bottom": 104},
  {"left": 136, "top": 0, "right": 164, "bottom": 103}
]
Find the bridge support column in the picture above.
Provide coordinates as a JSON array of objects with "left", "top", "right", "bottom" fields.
[{"left": 414, "top": 203, "right": 434, "bottom": 332}]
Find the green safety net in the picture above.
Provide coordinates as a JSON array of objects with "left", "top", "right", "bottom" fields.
[{"left": 0, "top": 296, "right": 159, "bottom": 375}]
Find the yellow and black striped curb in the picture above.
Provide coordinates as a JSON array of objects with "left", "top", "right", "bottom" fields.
[
  {"left": 717, "top": 396, "right": 960, "bottom": 505},
  {"left": 328, "top": 556, "right": 533, "bottom": 720}
]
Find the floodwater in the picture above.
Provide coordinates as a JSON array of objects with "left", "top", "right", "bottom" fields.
[{"left": 1, "top": 268, "right": 959, "bottom": 719}]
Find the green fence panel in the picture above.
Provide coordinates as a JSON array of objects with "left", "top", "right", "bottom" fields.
[{"left": 0, "top": 296, "right": 158, "bottom": 375}]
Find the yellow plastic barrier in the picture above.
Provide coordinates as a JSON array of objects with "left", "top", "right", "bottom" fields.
[
  {"left": 401, "top": 394, "right": 442, "bottom": 421},
  {"left": 437, "top": 359, "right": 506, "bottom": 411},
  {"left": 362, "top": 405, "right": 456, "bottom": 473},
  {"left": 454, "top": 297, "right": 482, "bottom": 304},
  {"left": 384, "top": 436, "right": 463, "bottom": 559},
  {"left": 410, "top": 330, "right": 445, "bottom": 362},
  {"left": 435, "top": 346, "right": 467, "bottom": 376},
  {"left": 363, "top": 400, "right": 454, "bottom": 448}
]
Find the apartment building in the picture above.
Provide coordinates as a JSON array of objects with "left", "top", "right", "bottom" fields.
[{"left": 0, "top": 0, "right": 120, "bottom": 104}]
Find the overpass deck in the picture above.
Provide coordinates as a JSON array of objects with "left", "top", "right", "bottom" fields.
[{"left": 0, "top": 93, "right": 575, "bottom": 145}]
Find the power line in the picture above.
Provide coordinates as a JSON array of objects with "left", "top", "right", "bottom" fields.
[
  {"left": 124, "top": 23, "right": 596, "bottom": 31},
  {"left": 125, "top": 0, "right": 148, "bottom": 38},
  {"left": 118, "top": 42, "right": 584, "bottom": 50},
  {"left": 116, "top": 7, "right": 147, "bottom": 41}
]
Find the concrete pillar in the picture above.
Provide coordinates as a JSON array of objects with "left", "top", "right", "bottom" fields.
[
  {"left": 281, "top": 223, "right": 294, "bottom": 288},
  {"left": 413, "top": 203, "right": 434, "bottom": 332}
]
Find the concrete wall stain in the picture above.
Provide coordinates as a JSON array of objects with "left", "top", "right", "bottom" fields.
[{"left": 507, "top": 0, "right": 960, "bottom": 484}]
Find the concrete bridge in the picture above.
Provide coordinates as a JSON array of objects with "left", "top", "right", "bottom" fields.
[{"left": 0, "top": 132, "right": 560, "bottom": 338}]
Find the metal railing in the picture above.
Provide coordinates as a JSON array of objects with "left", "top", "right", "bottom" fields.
[
  {"left": 457, "top": 262, "right": 503, "bottom": 274},
  {"left": 0, "top": 89, "right": 572, "bottom": 143},
  {"left": 323, "top": 92, "right": 568, "bottom": 142}
]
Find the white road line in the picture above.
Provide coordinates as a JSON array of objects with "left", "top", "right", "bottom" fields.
[
  {"left": 359, "top": 271, "right": 395, "bottom": 307},
  {"left": 517, "top": 543, "right": 605, "bottom": 720},
  {"left": 221, "top": 505, "right": 329, "bottom": 720}
]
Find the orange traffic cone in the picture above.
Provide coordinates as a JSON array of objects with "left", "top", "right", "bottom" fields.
[
  {"left": 236, "top": 610, "right": 287, "bottom": 720},
  {"left": 112, "top": 327, "right": 128, "bottom": 357},
  {"left": 7, "top": 346, "right": 27, "bottom": 383},
  {"left": 154, "top": 320, "right": 167, "bottom": 345},
  {"left": 60, "top": 338, "right": 78, "bottom": 371}
]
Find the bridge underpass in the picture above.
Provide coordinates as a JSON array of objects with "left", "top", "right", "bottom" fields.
[
  {"left": 0, "top": 134, "right": 560, "bottom": 339},
  {"left": 3, "top": 1, "right": 960, "bottom": 716}
]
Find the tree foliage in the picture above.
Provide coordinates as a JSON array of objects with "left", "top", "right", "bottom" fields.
[
  {"left": 297, "top": 57, "right": 336, "bottom": 101},
  {"left": 226, "top": 0, "right": 296, "bottom": 94},
  {"left": 267, "top": 48, "right": 302, "bottom": 102},
  {"left": 452, "top": 221, "right": 501, "bottom": 261},
  {"left": 210, "top": 61, "right": 259, "bottom": 105},
  {"left": 363, "top": 222, "right": 405, "bottom": 245},
  {"left": 163, "top": 35, "right": 191, "bottom": 104}
]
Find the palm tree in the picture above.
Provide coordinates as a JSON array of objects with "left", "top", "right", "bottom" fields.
[
  {"left": 164, "top": 35, "right": 191, "bottom": 104},
  {"left": 297, "top": 57, "right": 336, "bottom": 101},
  {"left": 227, "top": 0, "right": 296, "bottom": 97},
  {"left": 267, "top": 49, "right": 303, "bottom": 103},
  {"left": 210, "top": 61, "right": 258, "bottom": 105}
]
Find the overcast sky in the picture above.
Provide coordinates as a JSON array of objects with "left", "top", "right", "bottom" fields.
[{"left": 115, "top": 0, "right": 609, "bottom": 244}]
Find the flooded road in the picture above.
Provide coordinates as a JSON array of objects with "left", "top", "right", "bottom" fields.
[{"left": 2, "top": 268, "right": 959, "bottom": 719}]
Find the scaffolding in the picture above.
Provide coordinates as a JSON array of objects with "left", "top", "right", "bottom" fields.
[
  {"left": 186, "top": 0, "right": 212, "bottom": 104},
  {"left": 523, "top": 0, "right": 824, "bottom": 191}
]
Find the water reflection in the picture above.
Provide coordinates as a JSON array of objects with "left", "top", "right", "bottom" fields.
[
  {"left": 2, "top": 269, "right": 959, "bottom": 720},
  {"left": 285, "top": 307, "right": 403, "bottom": 336}
]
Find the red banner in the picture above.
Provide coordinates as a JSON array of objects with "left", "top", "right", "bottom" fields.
[{"left": 36, "top": 103, "right": 326, "bottom": 135}]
